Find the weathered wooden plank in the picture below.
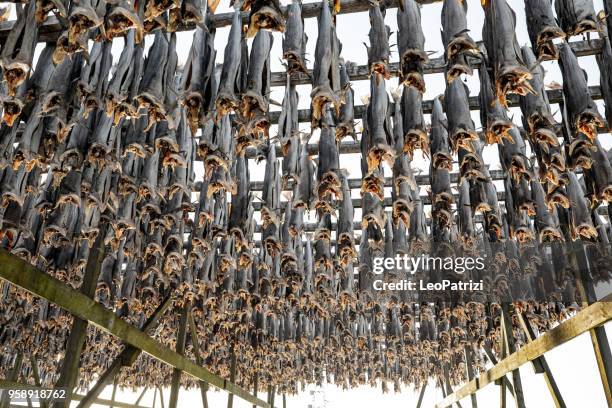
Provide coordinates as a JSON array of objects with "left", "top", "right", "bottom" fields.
[
  {"left": 264, "top": 86, "right": 602, "bottom": 124},
  {"left": 169, "top": 304, "right": 190, "bottom": 408},
  {"left": 416, "top": 383, "right": 427, "bottom": 408},
  {"left": 55, "top": 224, "right": 108, "bottom": 408},
  {"left": 269, "top": 40, "right": 602, "bottom": 86},
  {"left": 435, "top": 301, "right": 612, "bottom": 408},
  {"left": 227, "top": 351, "right": 237, "bottom": 408},
  {"left": 187, "top": 312, "right": 210, "bottom": 408},
  {"left": 0, "top": 250, "right": 271, "bottom": 408},
  {"left": 500, "top": 305, "right": 526, "bottom": 408}
]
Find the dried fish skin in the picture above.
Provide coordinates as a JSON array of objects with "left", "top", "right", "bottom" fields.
[
  {"left": 597, "top": 18, "right": 612, "bottom": 127},
  {"left": 106, "top": 1, "right": 144, "bottom": 43},
  {"left": 242, "top": 30, "right": 273, "bottom": 117},
  {"left": 366, "top": 0, "right": 391, "bottom": 78},
  {"left": 316, "top": 113, "right": 342, "bottom": 205},
  {"left": 246, "top": 0, "right": 285, "bottom": 38},
  {"left": 397, "top": 0, "right": 427, "bottom": 91},
  {"left": 531, "top": 179, "right": 564, "bottom": 242},
  {"left": 441, "top": 0, "right": 479, "bottom": 82},
  {"left": 311, "top": 1, "right": 341, "bottom": 129},
  {"left": 283, "top": 0, "right": 308, "bottom": 74},
  {"left": 566, "top": 171, "right": 598, "bottom": 240},
  {"left": 582, "top": 136, "right": 612, "bottom": 205},
  {"left": 335, "top": 61, "right": 356, "bottom": 142},
  {"left": 444, "top": 78, "right": 478, "bottom": 154},
  {"left": 519, "top": 46, "right": 557, "bottom": 133},
  {"left": 137, "top": 31, "right": 171, "bottom": 130},
  {"left": 67, "top": 0, "right": 105, "bottom": 43},
  {"left": 555, "top": 0, "right": 599, "bottom": 37},
  {"left": 337, "top": 171, "right": 356, "bottom": 266},
  {"left": 216, "top": 10, "right": 245, "bottom": 116},
  {"left": 293, "top": 140, "right": 316, "bottom": 210},
  {"left": 558, "top": 43, "right": 603, "bottom": 141},
  {"left": 1, "top": 1, "right": 39, "bottom": 96},
  {"left": 401, "top": 86, "right": 428, "bottom": 158},
  {"left": 77, "top": 41, "right": 113, "bottom": 117},
  {"left": 482, "top": 0, "right": 534, "bottom": 107},
  {"left": 429, "top": 97, "right": 453, "bottom": 171},
  {"left": 478, "top": 56, "right": 514, "bottom": 145},
  {"left": 278, "top": 78, "right": 300, "bottom": 186},
  {"left": 524, "top": 0, "right": 565, "bottom": 60},
  {"left": 366, "top": 73, "right": 395, "bottom": 172},
  {"left": 169, "top": 0, "right": 207, "bottom": 32},
  {"left": 182, "top": 26, "right": 217, "bottom": 133}
]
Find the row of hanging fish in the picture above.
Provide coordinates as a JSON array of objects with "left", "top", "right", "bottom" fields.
[{"left": 1, "top": 0, "right": 612, "bottom": 397}]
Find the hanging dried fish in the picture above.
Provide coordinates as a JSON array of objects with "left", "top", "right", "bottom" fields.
[
  {"left": 566, "top": 171, "right": 598, "bottom": 240},
  {"left": 524, "top": 0, "right": 565, "bottom": 60},
  {"left": 182, "top": 24, "right": 217, "bottom": 133},
  {"left": 397, "top": 0, "right": 427, "bottom": 91},
  {"left": 311, "top": 0, "right": 341, "bottom": 129},
  {"left": 1, "top": 1, "right": 39, "bottom": 96},
  {"left": 597, "top": 12, "right": 612, "bottom": 127},
  {"left": 336, "top": 61, "right": 356, "bottom": 142},
  {"left": 366, "top": 73, "right": 395, "bottom": 172},
  {"left": 444, "top": 77, "right": 478, "bottom": 155},
  {"left": 519, "top": 46, "right": 565, "bottom": 187},
  {"left": 279, "top": 77, "right": 300, "bottom": 186},
  {"left": 216, "top": 9, "right": 246, "bottom": 116},
  {"left": 106, "top": 0, "right": 144, "bottom": 42},
  {"left": 555, "top": 0, "right": 599, "bottom": 37},
  {"left": 401, "top": 85, "right": 428, "bottom": 158},
  {"left": 283, "top": 0, "right": 308, "bottom": 74},
  {"left": 481, "top": 0, "right": 533, "bottom": 107},
  {"left": 558, "top": 42, "right": 603, "bottom": 141},
  {"left": 441, "top": 0, "right": 478, "bottom": 82},
  {"left": 366, "top": 0, "right": 391, "bottom": 78},
  {"left": 246, "top": 0, "right": 285, "bottom": 38},
  {"left": 478, "top": 52, "right": 514, "bottom": 145}
]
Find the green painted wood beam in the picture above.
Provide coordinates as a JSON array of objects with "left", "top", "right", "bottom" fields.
[
  {"left": 435, "top": 301, "right": 612, "bottom": 408},
  {"left": 0, "top": 250, "right": 271, "bottom": 408}
]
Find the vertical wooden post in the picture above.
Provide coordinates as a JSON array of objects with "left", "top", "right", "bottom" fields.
[
  {"left": 169, "top": 304, "right": 190, "bottom": 408},
  {"left": 498, "top": 328, "right": 507, "bottom": 408},
  {"left": 29, "top": 357, "right": 47, "bottom": 408},
  {"left": 135, "top": 388, "right": 149, "bottom": 406},
  {"left": 110, "top": 379, "right": 118, "bottom": 408},
  {"left": 0, "top": 352, "right": 23, "bottom": 408},
  {"left": 500, "top": 305, "right": 525, "bottom": 408},
  {"left": 187, "top": 312, "right": 209, "bottom": 408},
  {"left": 252, "top": 373, "right": 258, "bottom": 408},
  {"left": 416, "top": 383, "right": 427, "bottom": 408},
  {"left": 516, "top": 312, "right": 566, "bottom": 408},
  {"left": 55, "top": 225, "right": 108, "bottom": 408},
  {"left": 443, "top": 365, "right": 462, "bottom": 408},
  {"left": 157, "top": 387, "right": 165, "bottom": 408},
  {"left": 152, "top": 387, "right": 157, "bottom": 408},
  {"left": 227, "top": 350, "right": 237, "bottom": 408},
  {"left": 464, "top": 347, "right": 478, "bottom": 408},
  {"left": 282, "top": 393, "right": 286, "bottom": 408}
]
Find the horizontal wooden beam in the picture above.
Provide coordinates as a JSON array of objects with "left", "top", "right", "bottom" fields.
[
  {"left": 265, "top": 86, "right": 603, "bottom": 124},
  {"left": 435, "top": 301, "right": 612, "bottom": 408},
  {"left": 0, "top": 0, "right": 428, "bottom": 43},
  {"left": 0, "top": 380, "right": 150, "bottom": 408},
  {"left": 0, "top": 250, "right": 272, "bottom": 408},
  {"left": 269, "top": 40, "right": 602, "bottom": 86}
]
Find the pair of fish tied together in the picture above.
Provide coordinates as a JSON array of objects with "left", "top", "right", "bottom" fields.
[{"left": 0, "top": 0, "right": 612, "bottom": 396}]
